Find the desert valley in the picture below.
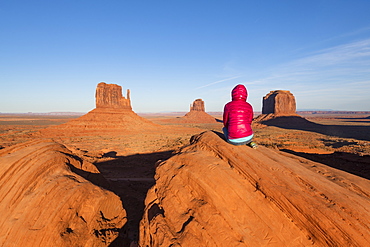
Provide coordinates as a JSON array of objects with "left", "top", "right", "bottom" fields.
[{"left": 1, "top": 83, "right": 370, "bottom": 247}]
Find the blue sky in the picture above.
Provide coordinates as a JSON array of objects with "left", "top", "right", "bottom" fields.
[{"left": 1, "top": 0, "right": 370, "bottom": 113}]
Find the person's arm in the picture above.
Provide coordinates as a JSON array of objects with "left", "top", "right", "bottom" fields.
[
  {"left": 223, "top": 104, "right": 229, "bottom": 127},
  {"left": 246, "top": 103, "right": 253, "bottom": 124}
]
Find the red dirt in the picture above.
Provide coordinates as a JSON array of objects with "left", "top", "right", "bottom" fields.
[{"left": 1, "top": 113, "right": 370, "bottom": 246}]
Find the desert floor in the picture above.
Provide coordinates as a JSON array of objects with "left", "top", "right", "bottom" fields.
[{"left": 1, "top": 113, "right": 370, "bottom": 245}]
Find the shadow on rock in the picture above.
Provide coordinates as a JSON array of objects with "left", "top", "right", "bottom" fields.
[
  {"left": 93, "top": 150, "right": 174, "bottom": 246},
  {"left": 261, "top": 116, "right": 370, "bottom": 141},
  {"left": 281, "top": 149, "right": 370, "bottom": 180},
  {"left": 321, "top": 139, "right": 359, "bottom": 148}
]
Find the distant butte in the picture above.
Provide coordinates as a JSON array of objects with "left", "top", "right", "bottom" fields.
[
  {"left": 262, "top": 90, "right": 297, "bottom": 116},
  {"left": 39, "top": 82, "right": 160, "bottom": 136},
  {"left": 95, "top": 82, "right": 132, "bottom": 110},
  {"left": 255, "top": 90, "right": 300, "bottom": 122},
  {"left": 181, "top": 99, "right": 218, "bottom": 123}
]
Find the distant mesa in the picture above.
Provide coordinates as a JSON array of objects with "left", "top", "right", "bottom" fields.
[
  {"left": 95, "top": 82, "right": 131, "bottom": 110},
  {"left": 189, "top": 98, "right": 205, "bottom": 112},
  {"left": 262, "top": 90, "right": 297, "bottom": 115},
  {"left": 39, "top": 82, "right": 159, "bottom": 136},
  {"left": 255, "top": 90, "right": 300, "bottom": 122},
  {"left": 181, "top": 99, "right": 218, "bottom": 123}
]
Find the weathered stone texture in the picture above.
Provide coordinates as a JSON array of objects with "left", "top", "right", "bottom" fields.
[
  {"left": 96, "top": 82, "right": 131, "bottom": 110},
  {"left": 182, "top": 99, "right": 217, "bottom": 123},
  {"left": 139, "top": 131, "right": 370, "bottom": 246},
  {"left": 262, "top": 90, "right": 296, "bottom": 115},
  {"left": 190, "top": 99, "right": 205, "bottom": 112},
  {"left": 0, "top": 140, "right": 127, "bottom": 246}
]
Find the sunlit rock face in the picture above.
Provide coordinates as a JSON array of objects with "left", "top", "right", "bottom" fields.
[
  {"left": 95, "top": 82, "right": 132, "bottom": 110},
  {"left": 262, "top": 90, "right": 296, "bottom": 115},
  {"left": 182, "top": 99, "right": 217, "bottom": 123},
  {"left": 139, "top": 131, "right": 370, "bottom": 247},
  {"left": 0, "top": 140, "right": 127, "bottom": 246},
  {"left": 189, "top": 99, "right": 205, "bottom": 112},
  {"left": 37, "top": 82, "right": 160, "bottom": 136}
]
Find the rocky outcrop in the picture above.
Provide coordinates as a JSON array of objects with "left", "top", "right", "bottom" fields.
[
  {"left": 0, "top": 140, "right": 127, "bottom": 246},
  {"left": 139, "top": 131, "right": 370, "bottom": 246},
  {"left": 189, "top": 99, "right": 205, "bottom": 111},
  {"left": 255, "top": 90, "right": 299, "bottom": 123},
  {"left": 181, "top": 99, "right": 217, "bottom": 123},
  {"left": 96, "top": 82, "right": 131, "bottom": 110},
  {"left": 262, "top": 90, "right": 297, "bottom": 115},
  {"left": 38, "top": 82, "right": 160, "bottom": 136}
]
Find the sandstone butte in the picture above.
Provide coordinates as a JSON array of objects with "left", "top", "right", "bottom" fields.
[
  {"left": 255, "top": 90, "right": 300, "bottom": 123},
  {"left": 38, "top": 82, "right": 161, "bottom": 137},
  {"left": 263, "top": 90, "right": 297, "bottom": 116},
  {"left": 171, "top": 99, "right": 217, "bottom": 123},
  {"left": 139, "top": 131, "right": 370, "bottom": 246},
  {"left": 0, "top": 139, "right": 127, "bottom": 246}
]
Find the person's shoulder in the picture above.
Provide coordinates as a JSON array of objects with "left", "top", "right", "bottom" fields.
[{"left": 224, "top": 101, "right": 233, "bottom": 107}]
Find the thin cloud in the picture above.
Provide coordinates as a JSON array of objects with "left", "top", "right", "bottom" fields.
[
  {"left": 255, "top": 38, "right": 370, "bottom": 86},
  {"left": 299, "top": 39, "right": 370, "bottom": 66},
  {"left": 245, "top": 38, "right": 370, "bottom": 111},
  {"left": 196, "top": 75, "right": 242, "bottom": 89}
]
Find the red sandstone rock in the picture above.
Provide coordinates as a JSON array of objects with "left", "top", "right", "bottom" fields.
[
  {"left": 189, "top": 99, "right": 205, "bottom": 111},
  {"left": 139, "top": 131, "right": 370, "bottom": 246},
  {"left": 38, "top": 83, "right": 161, "bottom": 136},
  {"left": 96, "top": 82, "right": 131, "bottom": 110},
  {"left": 262, "top": 90, "right": 297, "bottom": 115},
  {"left": 181, "top": 99, "right": 217, "bottom": 123},
  {"left": 0, "top": 140, "right": 127, "bottom": 246}
]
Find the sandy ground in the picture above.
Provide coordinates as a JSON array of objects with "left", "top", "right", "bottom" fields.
[{"left": 1, "top": 113, "right": 370, "bottom": 245}]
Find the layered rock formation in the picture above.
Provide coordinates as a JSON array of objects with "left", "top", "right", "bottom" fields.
[
  {"left": 39, "top": 82, "right": 160, "bottom": 136},
  {"left": 189, "top": 99, "right": 205, "bottom": 111},
  {"left": 96, "top": 82, "right": 131, "bottom": 110},
  {"left": 181, "top": 99, "right": 217, "bottom": 123},
  {"left": 255, "top": 90, "right": 299, "bottom": 122},
  {"left": 0, "top": 140, "right": 127, "bottom": 246},
  {"left": 262, "top": 90, "right": 297, "bottom": 115},
  {"left": 139, "top": 131, "right": 370, "bottom": 246}
]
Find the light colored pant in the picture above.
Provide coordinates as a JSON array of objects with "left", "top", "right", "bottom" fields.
[{"left": 223, "top": 127, "right": 253, "bottom": 146}]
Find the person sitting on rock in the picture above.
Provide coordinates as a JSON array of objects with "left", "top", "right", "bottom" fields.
[{"left": 223, "top": 84, "right": 257, "bottom": 148}]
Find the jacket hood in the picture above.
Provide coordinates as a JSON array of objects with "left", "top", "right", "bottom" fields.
[{"left": 231, "top": 84, "right": 248, "bottom": 101}]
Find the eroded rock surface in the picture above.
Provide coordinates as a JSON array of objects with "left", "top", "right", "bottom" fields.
[
  {"left": 38, "top": 83, "right": 160, "bottom": 136},
  {"left": 182, "top": 99, "right": 217, "bottom": 123},
  {"left": 0, "top": 140, "right": 127, "bottom": 246},
  {"left": 96, "top": 82, "right": 131, "bottom": 110},
  {"left": 262, "top": 90, "right": 297, "bottom": 115},
  {"left": 189, "top": 99, "right": 205, "bottom": 111},
  {"left": 140, "top": 131, "right": 370, "bottom": 246}
]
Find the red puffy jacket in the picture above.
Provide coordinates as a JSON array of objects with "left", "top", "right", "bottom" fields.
[{"left": 223, "top": 84, "right": 254, "bottom": 139}]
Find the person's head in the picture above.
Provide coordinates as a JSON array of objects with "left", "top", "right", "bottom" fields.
[{"left": 231, "top": 84, "right": 247, "bottom": 101}]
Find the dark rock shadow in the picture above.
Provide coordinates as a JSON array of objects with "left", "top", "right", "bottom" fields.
[
  {"left": 342, "top": 120, "right": 370, "bottom": 123},
  {"left": 338, "top": 116, "right": 370, "bottom": 120},
  {"left": 320, "top": 139, "right": 358, "bottom": 148},
  {"left": 63, "top": 150, "right": 174, "bottom": 246},
  {"left": 281, "top": 149, "right": 370, "bottom": 180},
  {"left": 212, "top": 130, "right": 226, "bottom": 140},
  {"left": 93, "top": 150, "right": 174, "bottom": 247},
  {"left": 261, "top": 116, "right": 370, "bottom": 141}
]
